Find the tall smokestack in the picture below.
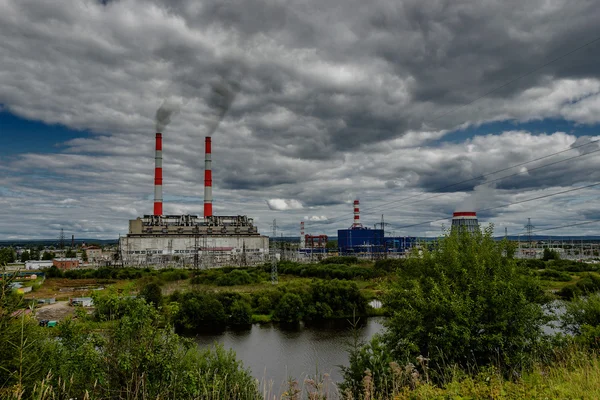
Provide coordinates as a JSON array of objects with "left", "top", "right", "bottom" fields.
[
  {"left": 154, "top": 133, "right": 163, "bottom": 216},
  {"left": 352, "top": 200, "right": 361, "bottom": 228},
  {"left": 204, "top": 136, "right": 212, "bottom": 218}
]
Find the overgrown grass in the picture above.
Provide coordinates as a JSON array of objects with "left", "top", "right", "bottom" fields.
[{"left": 390, "top": 351, "right": 600, "bottom": 400}]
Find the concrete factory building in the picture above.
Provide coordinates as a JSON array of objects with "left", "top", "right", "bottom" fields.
[{"left": 120, "top": 135, "right": 269, "bottom": 267}]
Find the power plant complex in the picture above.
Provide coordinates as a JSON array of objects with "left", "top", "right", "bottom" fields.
[
  {"left": 118, "top": 128, "right": 480, "bottom": 267},
  {"left": 119, "top": 134, "right": 269, "bottom": 267}
]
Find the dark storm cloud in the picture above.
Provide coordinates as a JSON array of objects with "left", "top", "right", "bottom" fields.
[{"left": 3, "top": 0, "right": 600, "bottom": 238}]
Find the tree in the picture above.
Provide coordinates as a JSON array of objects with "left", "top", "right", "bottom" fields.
[
  {"left": 65, "top": 248, "right": 76, "bottom": 258},
  {"left": 543, "top": 248, "right": 560, "bottom": 261},
  {"left": 274, "top": 293, "right": 304, "bottom": 323},
  {"left": 20, "top": 250, "right": 30, "bottom": 263},
  {"left": 380, "top": 227, "right": 546, "bottom": 379},
  {"left": 229, "top": 299, "right": 252, "bottom": 325},
  {"left": 139, "top": 282, "right": 163, "bottom": 308},
  {"left": 41, "top": 251, "right": 55, "bottom": 260},
  {"left": 29, "top": 248, "right": 40, "bottom": 261},
  {"left": 81, "top": 250, "right": 88, "bottom": 262},
  {"left": 0, "top": 248, "right": 16, "bottom": 265}
]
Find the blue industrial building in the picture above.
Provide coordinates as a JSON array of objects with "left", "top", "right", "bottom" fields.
[{"left": 337, "top": 227, "right": 416, "bottom": 256}]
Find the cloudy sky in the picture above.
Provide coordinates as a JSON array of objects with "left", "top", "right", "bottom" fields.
[{"left": 2, "top": 0, "right": 600, "bottom": 240}]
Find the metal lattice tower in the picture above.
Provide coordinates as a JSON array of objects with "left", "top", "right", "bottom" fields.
[
  {"left": 525, "top": 218, "right": 535, "bottom": 247},
  {"left": 271, "top": 219, "right": 278, "bottom": 284}
]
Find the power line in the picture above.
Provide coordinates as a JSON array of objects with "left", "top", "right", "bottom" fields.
[
  {"left": 306, "top": 139, "right": 600, "bottom": 227},
  {"left": 302, "top": 33, "right": 600, "bottom": 229},
  {"left": 361, "top": 146, "right": 600, "bottom": 219},
  {"left": 509, "top": 219, "right": 600, "bottom": 236},
  {"left": 394, "top": 182, "right": 600, "bottom": 230}
]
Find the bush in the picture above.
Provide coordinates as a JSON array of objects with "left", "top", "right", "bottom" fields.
[
  {"left": 174, "top": 291, "right": 227, "bottom": 330},
  {"left": 321, "top": 256, "right": 358, "bottom": 265},
  {"left": 42, "top": 298, "right": 258, "bottom": 399},
  {"left": 277, "top": 261, "right": 375, "bottom": 280},
  {"left": 139, "top": 282, "right": 163, "bottom": 308},
  {"left": 558, "top": 273, "right": 600, "bottom": 299},
  {"left": 308, "top": 279, "right": 367, "bottom": 319},
  {"left": 562, "top": 293, "right": 600, "bottom": 348},
  {"left": 543, "top": 248, "right": 560, "bottom": 261},
  {"left": 376, "top": 227, "right": 547, "bottom": 383},
  {"left": 538, "top": 269, "right": 572, "bottom": 282},
  {"left": 191, "top": 268, "right": 265, "bottom": 286},
  {"left": 229, "top": 299, "right": 252, "bottom": 325},
  {"left": 274, "top": 293, "right": 304, "bottom": 323},
  {"left": 374, "top": 258, "right": 405, "bottom": 273}
]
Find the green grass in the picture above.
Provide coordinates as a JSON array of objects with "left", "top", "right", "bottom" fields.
[{"left": 393, "top": 355, "right": 600, "bottom": 400}]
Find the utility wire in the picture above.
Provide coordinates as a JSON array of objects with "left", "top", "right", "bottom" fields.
[
  {"left": 361, "top": 146, "right": 600, "bottom": 218},
  {"left": 303, "top": 33, "right": 600, "bottom": 229},
  {"left": 306, "top": 139, "right": 600, "bottom": 227},
  {"left": 393, "top": 182, "right": 600, "bottom": 230},
  {"left": 508, "top": 219, "right": 600, "bottom": 236}
]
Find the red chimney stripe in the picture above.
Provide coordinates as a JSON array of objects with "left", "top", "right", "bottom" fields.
[
  {"left": 204, "top": 203, "right": 212, "bottom": 217},
  {"left": 205, "top": 137, "right": 211, "bottom": 153},
  {"left": 155, "top": 168, "right": 162, "bottom": 185},
  {"left": 154, "top": 202, "right": 162, "bottom": 215},
  {"left": 204, "top": 170, "right": 212, "bottom": 185},
  {"left": 453, "top": 212, "right": 477, "bottom": 217},
  {"left": 156, "top": 133, "right": 162, "bottom": 150}
]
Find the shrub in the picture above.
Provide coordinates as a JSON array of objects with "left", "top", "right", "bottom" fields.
[
  {"left": 543, "top": 248, "right": 560, "bottom": 261},
  {"left": 559, "top": 273, "right": 600, "bottom": 299},
  {"left": 274, "top": 293, "right": 304, "bottom": 323},
  {"left": 321, "top": 256, "right": 358, "bottom": 265},
  {"left": 229, "top": 299, "right": 252, "bottom": 325},
  {"left": 378, "top": 227, "right": 547, "bottom": 381},
  {"left": 538, "top": 269, "right": 572, "bottom": 282},
  {"left": 562, "top": 293, "right": 600, "bottom": 348},
  {"left": 374, "top": 258, "right": 405, "bottom": 273},
  {"left": 174, "top": 292, "right": 227, "bottom": 330},
  {"left": 139, "top": 282, "right": 163, "bottom": 308}
]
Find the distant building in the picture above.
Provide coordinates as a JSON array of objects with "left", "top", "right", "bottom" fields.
[
  {"left": 53, "top": 258, "right": 79, "bottom": 269},
  {"left": 83, "top": 246, "right": 103, "bottom": 262},
  {"left": 25, "top": 260, "right": 53, "bottom": 270}
]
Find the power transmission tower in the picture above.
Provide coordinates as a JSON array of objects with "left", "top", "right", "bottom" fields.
[
  {"left": 374, "top": 214, "right": 390, "bottom": 259},
  {"left": 525, "top": 218, "right": 535, "bottom": 250},
  {"left": 271, "top": 219, "right": 278, "bottom": 284},
  {"left": 193, "top": 227, "right": 199, "bottom": 270}
]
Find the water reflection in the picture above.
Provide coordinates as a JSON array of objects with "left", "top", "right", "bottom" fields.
[{"left": 192, "top": 317, "right": 385, "bottom": 391}]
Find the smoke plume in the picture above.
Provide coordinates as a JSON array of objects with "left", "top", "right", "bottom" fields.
[
  {"left": 155, "top": 99, "right": 181, "bottom": 132},
  {"left": 205, "top": 77, "right": 240, "bottom": 135},
  {"left": 455, "top": 184, "right": 497, "bottom": 212}
]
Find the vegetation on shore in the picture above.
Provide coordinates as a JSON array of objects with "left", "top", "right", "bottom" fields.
[{"left": 5, "top": 229, "right": 600, "bottom": 398}]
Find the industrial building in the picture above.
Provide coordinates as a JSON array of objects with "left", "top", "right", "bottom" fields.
[
  {"left": 451, "top": 211, "right": 480, "bottom": 233},
  {"left": 336, "top": 200, "right": 415, "bottom": 258},
  {"left": 119, "top": 134, "right": 269, "bottom": 267}
]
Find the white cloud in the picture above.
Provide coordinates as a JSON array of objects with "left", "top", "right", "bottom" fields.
[
  {"left": 266, "top": 199, "right": 304, "bottom": 211},
  {"left": 2, "top": 0, "right": 600, "bottom": 238}
]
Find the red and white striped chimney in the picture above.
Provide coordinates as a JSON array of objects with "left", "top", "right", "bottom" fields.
[
  {"left": 300, "top": 221, "right": 305, "bottom": 248},
  {"left": 352, "top": 199, "right": 361, "bottom": 227},
  {"left": 204, "top": 136, "right": 212, "bottom": 218},
  {"left": 153, "top": 133, "right": 163, "bottom": 216}
]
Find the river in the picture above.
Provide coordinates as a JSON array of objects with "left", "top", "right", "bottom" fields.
[{"left": 193, "top": 317, "right": 385, "bottom": 393}]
